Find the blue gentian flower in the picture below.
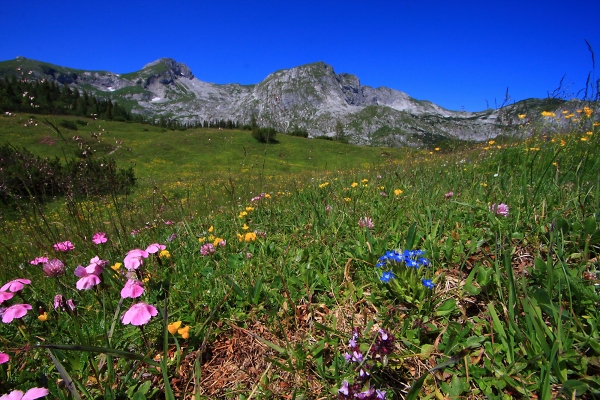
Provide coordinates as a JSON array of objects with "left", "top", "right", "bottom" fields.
[
  {"left": 422, "top": 278, "right": 435, "bottom": 289},
  {"left": 380, "top": 271, "right": 395, "bottom": 283}
]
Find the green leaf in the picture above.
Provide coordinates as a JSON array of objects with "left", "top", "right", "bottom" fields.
[
  {"left": 435, "top": 299, "right": 456, "bottom": 317},
  {"left": 583, "top": 215, "right": 597, "bottom": 235}
]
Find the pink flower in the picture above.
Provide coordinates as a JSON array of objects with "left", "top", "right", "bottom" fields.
[
  {"left": 358, "top": 217, "right": 374, "bottom": 229},
  {"left": 0, "top": 387, "right": 49, "bottom": 400},
  {"left": 42, "top": 259, "right": 65, "bottom": 277},
  {"left": 29, "top": 257, "right": 48, "bottom": 265},
  {"left": 2, "top": 303, "right": 32, "bottom": 323},
  {"left": 1, "top": 279, "right": 31, "bottom": 293},
  {"left": 121, "top": 302, "right": 158, "bottom": 326},
  {"left": 120, "top": 279, "right": 145, "bottom": 299},
  {"left": 200, "top": 243, "right": 215, "bottom": 256},
  {"left": 0, "top": 291, "right": 15, "bottom": 305},
  {"left": 87, "top": 256, "right": 107, "bottom": 275},
  {"left": 53, "top": 241, "right": 74, "bottom": 252},
  {"left": 490, "top": 203, "right": 509, "bottom": 217},
  {"left": 123, "top": 249, "right": 149, "bottom": 271},
  {"left": 92, "top": 232, "right": 108, "bottom": 245},
  {"left": 444, "top": 191, "right": 454, "bottom": 199},
  {"left": 0, "top": 352, "right": 9, "bottom": 364},
  {"left": 145, "top": 243, "right": 166, "bottom": 254},
  {"left": 53, "top": 294, "right": 65, "bottom": 310},
  {"left": 74, "top": 266, "right": 102, "bottom": 290}
]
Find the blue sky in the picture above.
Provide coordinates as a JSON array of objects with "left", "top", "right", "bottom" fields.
[{"left": 1, "top": 0, "right": 598, "bottom": 111}]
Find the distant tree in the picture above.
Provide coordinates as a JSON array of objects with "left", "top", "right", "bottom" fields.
[{"left": 334, "top": 120, "right": 349, "bottom": 143}]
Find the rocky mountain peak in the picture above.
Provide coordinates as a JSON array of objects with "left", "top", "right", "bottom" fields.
[{"left": 142, "top": 58, "right": 194, "bottom": 80}]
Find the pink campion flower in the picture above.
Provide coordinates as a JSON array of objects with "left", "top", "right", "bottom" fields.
[
  {"left": 2, "top": 303, "right": 32, "bottom": 323},
  {"left": 0, "top": 387, "right": 50, "bottom": 399},
  {"left": 0, "top": 291, "right": 15, "bottom": 305},
  {"left": 53, "top": 294, "right": 65, "bottom": 310},
  {"left": 123, "top": 249, "right": 149, "bottom": 271},
  {"left": 490, "top": 203, "right": 510, "bottom": 217},
  {"left": 1, "top": 279, "right": 31, "bottom": 293},
  {"left": 53, "top": 241, "right": 74, "bottom": 252},
  {"left": 121, "top": 302, "right": 158, "bottom": 326},
  {"left": 145, "top": 243, "right": 166, "bottom": 254},
  {"left": 358, "top": 217, "right": 375, "bottom": 229},
  {"left": 445, "top": 191, "right": 454, "bottom": 199},
  {"left": 74, "top": 266, "right": 102, "bottom": 290},
  {"left": 29, "top": 257, "right": 48, "bottom": 265},
  {"left": 200, "top": 243, "right": 215, "bottom": 256},
  {"left": 120, "top": 279, "right": 145, "bottom": 299},
  {"left": 66, "top": 299, "right": 76, "bottom": 312},
  {"left": 92, "top": 232, "right": 108, "bottom": 245},
  {"left": 87, "top": 256, "right": 107, "bottom": 275},
  {"left": 0, "top": 352, "right": 9, "bottom": 364},
  {"left": 42, "top": 259, "right": 65, "bottom": 277}
]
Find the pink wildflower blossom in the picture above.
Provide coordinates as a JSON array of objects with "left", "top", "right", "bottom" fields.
[
  {"left": 490, "top": 203, "right": 509, "bottom": 217},
  {"left": 120, "top": 279, "right": 145, "bottom": 299},
  {"left": 200, "top": 243, "right": 215, "bottom": 256},
  {"left": 1, "top": 279, "right": 31, "bottom": 293},
  {"left": 87, "top": 256, "right": 107, "bottom": 275},
  {"left": 0, "top": 352, "right": 9, "bottom": 364},
  {"left": 145, "top": 243, "right": 166, "bottom": 254},
  {"left": 0, "top": 387, "right": 49, "bottom": 400},
  {"left": 42, "top": 259, "right": 65, "bottom": 277},
  {"left": 53, "top": 241, "right": 74, "bottom": 252},
  {"left": 123, "top": 249, "right": 149, "bottom": 271},
  {"left": 445, "top": 191, "right": 454, "bottom": 199},
  {"left": 92, "top": 232, "right": 108, "bottom": 245},
  {"left": 29, "top": 257, "right": 48, "bottom": 265},
  {"left": 74, "top": 265, "right": 102, "bottom": 290},
  {"left": 358, "top": 217, "right": 375, "bottom": 229},
  {"left": 0, "top": 291, "right": 15, "bottom": 305},
  {"left": 2, "top": 303, "right": 32, "bottom": 323},
  {"left": 121, "top": 302, "right": 158, "bottom": 326}
]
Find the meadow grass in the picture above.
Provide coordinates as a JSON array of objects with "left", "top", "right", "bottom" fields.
[{"left": 0, "top": 110, "right": 599, "bottom": 399}]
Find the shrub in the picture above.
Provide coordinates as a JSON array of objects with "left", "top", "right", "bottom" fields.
[
  {"left": 59, "top": 120, "right": 78, "bottom": 130},
  {"left": 251, "top": 127, "right": 277, "bottom": 143},
  {"left": 288, "top": 126, "right": 309, "bottom": 138}
]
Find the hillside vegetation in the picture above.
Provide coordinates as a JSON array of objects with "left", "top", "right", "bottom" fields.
[{"left": 0, "top": 110, "right": 599, "bottom": 399}]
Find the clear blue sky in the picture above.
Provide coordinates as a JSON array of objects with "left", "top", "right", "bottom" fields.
[{"left": 1, "top": 0, "right": 599, "bottom": 111}]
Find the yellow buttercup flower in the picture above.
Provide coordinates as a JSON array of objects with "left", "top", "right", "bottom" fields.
[
  {"left": 38, "top": 312, "right": 48, "bottom": 322},
  {"left": 581, "top": 137, "right": 588, "bottom": 141},
  {"left": 586, "top": 131, "right": 593, "bottom": 136},
  {"left": 159, "top": 250, "right": 170, "bottom": 258},
  {"left": 351, "top": 182, "right": 358, "bottom": 188},
  {"left": 198, "top": 237, "right": 206, "bottom": 243},
  {"left": 361, "top": 179, "right": 368, "bottom": 183},
  {"left": 541, "top": 111, "right": 556, "bottom": 117},
  {"left": 246, "top": 206, "right": 254, "bottom": 212},
  {"left": 168, "top": 321, "right": 182, "bottom": 334},
  {"left": 208, "top": 226, "right": 214, "bottom": 233},
  {"left": 344, "top": 197, "right": 351, "bottom": 202},
  {"left": 242, "top": 223, "right": 249, "bottom": 230},
  {"left": 238, "top": 211, "right": 247, "bottom": 218},
  {"left": 178, "top": 325, "right": 190, "bottom": 339},
  {"left": 394, "top": 189, "right": 403, "bottom": 196},
  {"left": 111, "top": 262, "right": 122, "bottom": 271},
  {"left": 244, "top": 232, "right": 257, "bottom": 242}
]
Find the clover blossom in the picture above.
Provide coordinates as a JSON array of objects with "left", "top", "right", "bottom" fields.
[
  {"left": 358, "top": 217, "right": 374, "bottom": 229},
  {"left": 200, "top": 243, "right": 215, "bottom": 256},
  {"left": 490, "top": 203, "right": 509, "bottom": 217},
  {"left": 42, "top": 259, "right": 65, "bottom": 277}
]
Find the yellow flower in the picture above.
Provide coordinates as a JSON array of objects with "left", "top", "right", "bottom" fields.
[
  {"left": 481, "top": 183, "right": 488, "bottom": 187},
  {"left": 361, "top": 179, "right": 368, "bottom": 183},
  {"left": 244, "top": 232, "right": 257, "bottom": 242},
  {"left": 213, "top": 237, "right": 225, "bottom": 246},
  {"left": 178, "top": 325, "right": 190, "bottom": 339},
  {"left": 38, "top": 312, "right": 48, "bottom": 322},
  {"left": 168, "top": 320, "right": 182, "bottom": 334},
  {"left": 344, "top": 197, "right": 351, "bottom": 202},
  {"left": 208, "top": 234, "right": 214, "bottom": 241},
  {"left": 394, "top": 189, "right": 403, "bottom": 196},
  {"left": 237, "top": 233, "right": 244, "bottom": 242},
  {"left": 143, "top": 273, "right": 151, "bottom": 283},
  {"left": 576, "top": 109, "right": 583, "bottom": 113},
  {"left": 198, "top": 237, "right": 206, "bottom": 243},
  {"left": 111, "top": 262, "right": 122, "bottom": 271},
  {"left": 594, "top": 122, "right": 600, "bottom": 127},
  {"left": 562, "top": 110, "right": 569, "bottom": 114},
  {"left": 242, "top": 223, "right": 249, "bottom": 230},
  {"left": 488, "top": 140, "right": 495, "bottom": 145},
  {"left": 246, "top": 206, "right": 254, "bottom": 212},
  {"left": 560, "top": 140, "right": 566, "bottom": 146},
  {"left": 208, "top": 226, "right": 214, "bottom": 233},
  {"left": 541, "top": 111, "right": 556, "bottom": 117},
  {"left": 159, "top": 250, "right": 170, "bottom": 258},
  {"left": 318, "top": 182, "right": 329, "bottom": 188},
  {"left": 351, "top": 182, "right": 358, "bottom": 188},
  {"left": 264, "top": 193, "right": 271, "bottom": 198},
  {"left": 379, "top": 186, "right": 385, "bottom": 190},
  {"left": 435, "top": 147, "right": 440, "bottom": 151},
  {"left": 518, "top": 114, "right": 526, "bottom": 119},
  {"left": 238, "top": 211, "right": 247, "bottom": 218},
  {"left": 586, "top": 131, "right": 593, "bottom": 136},
  {"left": 581, "top": 137, "right": 588, "bottom": 141},
  {"left": 583, "top": 107, "right": 592, "bottom": 117},
  {"left": 497, "top": 145, "right": 502, "bottom": 149}
]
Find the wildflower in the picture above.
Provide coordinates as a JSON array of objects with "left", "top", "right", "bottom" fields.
[
  {"left": 123, "top": 249, "right": 149, "bottom": 270},
  {"left": 0, "top": 291, "right": 15, "bottom": 305},
  {"left": 541, "top": 111, "right": 556, "bottom": 117},
  {"left": 159, "top": 250, "right": 170, "bottom": 258},
  {"left": 242, "top": 223, "right": 249, "bottom": 230},
  {"left": 394, "top": 189, "right": 402, "bottom": 196},
  {"left": 351, "top": 182, "right": 358, "bottom": 188},
  {"left": 87, "top": 256, "right": 107, "bottom": 275},
  {"left": 53, "top": 241, "right": 74, "bottom": 252},
  {"left": 246, "top": 252, "right": 253, "bottom": 259},
  {"left": 0, "top": 352, "right": 8, "bottom": 364},
  {"left": 121, "top": 302, "right": 158, "bottom": 326},
  {"left": 325, "top": 205, "right": 332, "bottom": 212},
  {"left": 422, "top": 279, "right": 435, "bottom": 289},
  {"left": 444, "top": 191, "right": 454, "bottom": 199},
  {"left": 42, "top": 259, "right": 65, "bottom": 277},
  {"left": 145, "top": 243, "right": 166, "bottom": 254},
  {"left": 120, "top": 279, "right": 145, "bottom": 299},
  {"left": 586, "top": 131, "right": 593, "bottom": 136},
  {"left": 344, "top": 197, "right": 351, "bottom": 202},
  {"left": 38, "top": 312, "right": 48, "bottom": 322},
  {"left": 240, "top": 232, "right": 257, "bottom": 242},
  {"left": 0, "top": 387, "right": 50, "bottom": 400},
  {"left": 168, "top": 320, "right": 182, "bottom": 334},
  {"left": 488, "top": 140, "right": 495, "bottom": 145},
  {"left": 92, "top": 232, "right": 108, "bottom": 245},
  {"left": 489, "top": 203, "right": 509, "bottom": 217},
  {"left": 74, "top": 266, "right": 102, "bottom": 290},
  {"left": 379, "top": 191, "right": 387, "bottom": 197},
  {"left": 29, "top": 256, "right": 48, "bottom": 265},
  {"left": 111, "top": 262, "right": 122, "bottom": 271},
  {"left": 518, "top": 114, "right": 526, "bottom": 119},
  {"left": 213, "top": 237, "right": 226, "bottom": 247},
  {"left": 208, "top": 225, "right": 214, "bottom": 233},
  {"left": 318, "top": 182, "right": 329, "bottom": 188},
  {"left": 198, "top": 237, "right": 206, "bottom": 243},
  {"left": 1, "top": 279, "right": 31, "bottom": 293},
  {"left": 361, "top": 179, "right": 368, "bottom": 183},
  {"left": 358, "top": 217, "right": 374, "bottom": 229},
  {"left": 200, "top": 243, "right": 215, "bottom": 256},
  {"left": 245, "top": 206, "right": 254, "bottom": 212},
  {"left": 238, "top": 211, "right": 247, "bottom": 218},
  {"left": 435, "top": 147, "right": 440, "bottom": 151},
  {"left": 581, "top": 137, "right": 588, "bottom": 141},
  {"left": 167, "top": 233, "right": 177, "bottom": 242},
  {"left": 178, "top": 325, "right": 190, "bottom": 339},
  {"left": 2, "top": 304, "right": 32, "bottom": 323},
  {"left": 339, "top": 380, "right": 351, "bottom": 396},
  {"left": 380, "top": 271, "right": 395, "bottom": 283}
]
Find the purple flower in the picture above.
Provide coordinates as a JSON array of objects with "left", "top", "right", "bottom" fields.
[
  {"left": 490, "top": 203, "right": 509, "bottom": 217},
  {"left": 200, "top": 243, "right": 215, "bottom": 256},
  {"left": 120, "top": 279, "right": 145, "bottom": 299},
  {"left": 358, "top": 217, "right": 374, "bottom": 229},
  {"left": 29, "top": 257, "right": 48, "bottom": 265},
  {"left": 53, "top": 294, "right": 65, "bottom": 310},
  {"left": 0, "top": 291, "right": 15, "bottom": 305},
  {"left": 338, "top": 380, "right": 350, "bottom": 396},
  {"left": 2, "top": 303, "right": 32, "bottom": 323},
  {"left": 74, "top": 265, "right": 102, "bottom": 290},
  {"left": 146, "top": 243, "right": 166, "bottom": 254},
  {"left": 121, "top": 302, "right": 158, "bottom": 326},
  {"left": 124, "top": 249, "right": 149, "bottom": 271},
  {"left": 92, "top": 232, "right": 108, "bottom": 245},
  {"left": 53, "top": 241, "right": 74, "bottom": 252},
  {"left": 1, "top": 279, "right": 31, "bottom": 293},
  {"left": 444, "top": 191, "right": 454, "bottom": 199},
  {"left": 42, "top": 259, "right": 65, "bottom": 277}
]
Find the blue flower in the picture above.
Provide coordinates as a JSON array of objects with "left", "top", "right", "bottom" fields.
[
  {"left": 380, "top": 271, "right": 395, "bottom": 283},
  {"left": 422, "top": 278, "right": 435, "bottom": 289}
]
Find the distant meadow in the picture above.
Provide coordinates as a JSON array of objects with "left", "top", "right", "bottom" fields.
[{"left": 1, "top": 106, "right": 600, "bottom": 399}]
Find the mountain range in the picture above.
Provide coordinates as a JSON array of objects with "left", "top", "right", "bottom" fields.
[{"left": 0, "top": 56, "right": 587, "bottom": 146}]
